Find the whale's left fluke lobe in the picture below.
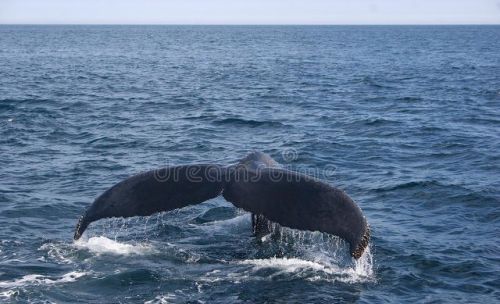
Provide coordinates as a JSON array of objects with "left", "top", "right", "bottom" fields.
[{"left": 73, "top": 164, "right": 225, "bottom": 240}]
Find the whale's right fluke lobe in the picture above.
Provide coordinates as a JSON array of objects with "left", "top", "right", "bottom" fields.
[{"left": 223, "top": 167, "right": 370, "bottom": 259}]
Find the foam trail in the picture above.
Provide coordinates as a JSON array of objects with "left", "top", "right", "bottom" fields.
[
  {"left": 0, "top": 271, "right": 88, "bottom": 288},
  {"left": 74, "top": 236, "right": 156, "bottom": 256},
  {"left": 240, "top": 257, "right": 336, "bottom": 274},
  {"left": 239, "top": 255, "right": 373, "bottom": 283}
]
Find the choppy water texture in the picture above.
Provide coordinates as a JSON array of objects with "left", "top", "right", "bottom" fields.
[{"left": 0, "top": 25, "right": 499, "bottom": 303}]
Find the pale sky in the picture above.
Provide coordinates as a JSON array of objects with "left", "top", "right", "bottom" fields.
[{"left": 0, "top": 0, "right": 499, "bottom": 25}]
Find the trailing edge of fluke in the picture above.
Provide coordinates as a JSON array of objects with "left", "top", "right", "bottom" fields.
[{"left": 74, "top": 152, "right": 370, "bottom": 259}]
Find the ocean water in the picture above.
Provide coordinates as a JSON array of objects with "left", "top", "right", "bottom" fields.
[{"left": 0, "top": 25, "right": 499, "bottom": 303}]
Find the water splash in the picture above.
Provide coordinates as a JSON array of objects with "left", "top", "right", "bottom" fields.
[
  {"left": 38, "top": 242, "right": 75, "bottom": 264},
  {"left": 354, "top": 246, "right": 374, "bottom": 278},
  {"left": 239, "top": 253, "right": 373, "bottom": 284},
  {"left": 250, "top": 225, "right": 375, "bottom": 283},
  {"left": 198, "top": 213, "right": 249, "bottom": 233},
  {"left": 144, "top": 294, "right": 176, "bottom": 304},
  {"left": 74, "top": 236, "right": 157, "bottom": 256}
]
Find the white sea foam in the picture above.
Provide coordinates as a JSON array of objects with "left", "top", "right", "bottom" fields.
[
  {"left": 241, "top": 257, "right": 334, "bottom": 273},
  {"left": 0, "top": 271, "right": 88, "bottom": 288},
  {"left": 0, "top": 289, "right": 18, "bottom": 300},
  {"left": 74, "top": 236, "right": 156, "bottom": 256},
  {"left": 144, "top": 294, "right": 176, "bottom": 304},
  {"left": 239, "top": 248, "right": 374, "bottom": 284},
  {"left": 38, "top": 242, "right": 74, "bottom": 264}
]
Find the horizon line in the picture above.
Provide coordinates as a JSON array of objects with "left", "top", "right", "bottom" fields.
[{"left": 1, "top": 23, "right": 499, "bottom": 26}]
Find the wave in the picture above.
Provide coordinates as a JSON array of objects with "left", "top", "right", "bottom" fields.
[
  {"left": 396, "top": 96, "right": 424, "bottom": 102},
  {"left": 361, "top": 117, "right": 402, "bottom": 126},
  {"left": 356, "top": 76, "right": 396, "bottom": 89},
  {"left": 0, "top": 104, "right": 15, "bottom": 111},
  {"left": 213, "top": 118, "right": 285, "bottom": 128},
  {"left": 374, "top": 180, "right": 444, "bottom": 192},
  {"left": 0, "top": 98, "right": 52, "bottom": 104},
  {"left": 0, "top": 271, "right": 88, "bottom": 289},
  {"left": 183, "top": 114, "right": 216, "bottom": 121}
]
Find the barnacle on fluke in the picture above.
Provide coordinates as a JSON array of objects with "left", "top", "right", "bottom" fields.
[{"left": 352, "top": 226, "right": 370, "bottom": 259}]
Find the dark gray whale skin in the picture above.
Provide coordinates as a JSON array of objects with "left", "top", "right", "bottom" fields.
[{"left": 74, "top": 152, "right": 370, "bottom": 259}]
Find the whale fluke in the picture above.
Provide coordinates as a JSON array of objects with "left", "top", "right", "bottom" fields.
[
  {"left": 223, "top": 167, "right": 370, "bottom": 259},
  {"left": 74, "top": 152, "right": 370, "bottom": 259},
  {"left": 74, "top": 164, "right": 225, "bottom": 240}
]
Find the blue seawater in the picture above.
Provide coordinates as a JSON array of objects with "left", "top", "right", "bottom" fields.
[{"left": 0, "top": 25, "right": 499, "bottom": 303}]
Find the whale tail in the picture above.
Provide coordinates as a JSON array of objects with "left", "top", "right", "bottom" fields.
[{"left": 73, "top": 160, "right": 370, "bottom": 259}]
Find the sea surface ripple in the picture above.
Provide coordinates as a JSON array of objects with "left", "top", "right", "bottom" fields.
[{"left": 0, "top": 25, "right": 499, "bottom": 303}]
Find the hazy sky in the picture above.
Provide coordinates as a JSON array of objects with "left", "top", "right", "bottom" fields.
[{"left": 1, "top": 0, "right": 499, "bottom": 25}]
